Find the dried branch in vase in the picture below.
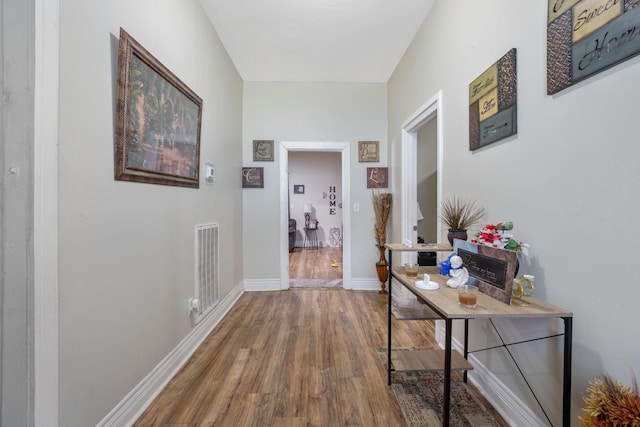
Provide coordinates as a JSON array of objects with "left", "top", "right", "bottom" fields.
[{"left": 371, "top": 190, "right": 392, "bottom": 248}]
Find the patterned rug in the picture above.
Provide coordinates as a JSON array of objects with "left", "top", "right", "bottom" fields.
[
  {"left": 376, "top": 348, "right": 502, "bottom": 427},
  {"left": 289, "top": 279, "right": 343, "bottom": 288}
]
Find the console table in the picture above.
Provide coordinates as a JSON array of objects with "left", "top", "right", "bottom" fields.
[{"left": 385, "top": 243, "right": 573, "bottom": 427}]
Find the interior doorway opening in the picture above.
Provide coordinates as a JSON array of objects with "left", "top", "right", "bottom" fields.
[{"left": 279, "top": 141, "right": 352, "bottom": 290}]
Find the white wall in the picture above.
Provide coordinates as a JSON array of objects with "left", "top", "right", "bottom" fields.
[
  {"left": 289, "top": 151, "right": 342, "bottom": 247},
  {"left": 242, "top": 82, "right": 388, "bottom": 280},
  {"left": 57, "top": 0, "right": 243, "bottom": 425},
  {"left": 388, "top": 1, "right": 640, "bottom": 425}
]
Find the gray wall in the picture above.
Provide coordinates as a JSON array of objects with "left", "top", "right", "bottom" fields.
[
  {"left": 1, "top": 0, "right": 35, "bottom": 425},
  {"left": 242, "top": 82, "right": 388, "bottom": 280},
  {"left": 388, "top": 0, "right": 640, "bottom": 425},
  {"left": 57, "top": 0, "right": 243, "bottom": 425}
]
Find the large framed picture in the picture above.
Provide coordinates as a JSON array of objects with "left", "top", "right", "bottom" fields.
[{"left": 114, "top": 28, "right": 203, "bottom": 188}]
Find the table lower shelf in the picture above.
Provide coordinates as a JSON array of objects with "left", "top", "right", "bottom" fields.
[{"left": 390, "top": 349, "right": 473, "bottom": 372}]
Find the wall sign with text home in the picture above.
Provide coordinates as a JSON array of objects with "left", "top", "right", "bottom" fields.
[
  {"left": 547, "top": 0, "right": 640, "bottom": 94},
  {"left": 469, "top": 48, "right": 517, "bottom": 151},
  {"left": 453, "top": 240, "right": 518, "bottom": 305}
]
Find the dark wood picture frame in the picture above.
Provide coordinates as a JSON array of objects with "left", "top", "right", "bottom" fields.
[
  {"left": 114, "top": 28, "right": 203, "bottom": 188},
  {"left": 242, "top": 167, "right": 264, "bottom": 188}
]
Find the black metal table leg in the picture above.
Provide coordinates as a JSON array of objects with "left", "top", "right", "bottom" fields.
[
  {"left": 563, "top": 317, "right": 573, "bottom": 426},
  {"left": 463, "top": 319, "right": 469, "bottom": 383},
  {"left": 444, "top": 318, "right": 452, "bottom": 426},
  {"left": 387, "top": 249, "right": 393, "bottom": 386}
]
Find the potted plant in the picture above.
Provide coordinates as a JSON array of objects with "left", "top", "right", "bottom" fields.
[
  {"left": 371, "top": 190, "right": 392, "bottom": 294},
  {"left": 439, "top": 196, "right": 485, "bottom": 246},
  {"left": 579, "top": 374, "right": 640, "bottom": 426}
]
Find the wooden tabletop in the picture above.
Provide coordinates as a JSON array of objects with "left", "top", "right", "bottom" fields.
[{"left": 392, "top": 266, "right": 572, "bottom": 319}]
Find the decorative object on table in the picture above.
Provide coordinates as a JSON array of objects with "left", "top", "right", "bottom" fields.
[
  {"left": 579, "top": 374, "right": 640, "bottom": 426},
  {"left": 446, "top": 255, "right": 469, "bottom": 288},
  {"left": 114, "top": 28, "right": 203, "bottom": 188},
  {"left": 512, "top": 274, "right": 535, "bottom": 300},
  {"left": 358, "top": 140, "right": 379, "bottom": 162},
  {"left": 404, "top": 262, "right": 418, "bottom": 278},
  {"left": 438, "top": 253, "right": 455, "bottom": 276},
  {"left": 458, "top": 284, "right": 478, "bottom": 308},
  {"left": 440, "top": 196, "right": 485, "bottom": 246},
  {"left": 469, "top": 48, "right": 517, "bottom": 151},
  {"left": 416, "top": 273, "right": 439, "bottom": 290},
  {"left": 252, "top": 140, "right": 274, "bottom": 161},
  {"left": 472, "top": 221, "right": 530, "bottom": 276},
  {"left": 453, "top": 240, "right": 518, "bottom": 305},
  {"left": 371, "top": 189, "right": 392, "bottom": 294},
  {"left": 303, "top": 203, "right": 313, "bottom": 228},
  {"left": 366, "top": 167, "right": 388, "bottom": 188},
  {"left": 547, "top": 2, "right": 640, "bottom": 95},
  {"left": 241, "top": 167, "right": 264, "bottom": 188}
]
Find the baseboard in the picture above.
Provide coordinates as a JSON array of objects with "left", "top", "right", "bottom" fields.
[
  {"left": 350, "top": 278, "right": 383, "bottom": 291},
  {"left": 448, "top": 335, "right": 547, "bottom": 427},
  {"left": 243, "top": 278, "right": 282, "bottom": 291},
  {"left": 96, "top": 282, "right": 245, "bottom": 427}
]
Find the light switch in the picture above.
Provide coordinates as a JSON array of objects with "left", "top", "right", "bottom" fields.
[{"left": 354, "top": 203, "right": 360, "bottom": 212}]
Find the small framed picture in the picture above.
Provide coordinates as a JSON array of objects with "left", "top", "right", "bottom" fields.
[
  {"left": 294, "top": 185, "right": 305, "bottom": 194},
  {"left": 358, "top": 140, "right": 379, "bottom": 162},
  {"left": 367, "top": 167, "right": 388, "bottom": 188},
  {"left": 253, "top": 140, "right": 274, "bottom": 161},
  {"left": 242, "top": 167, "right": 264, "bottom": 188}
]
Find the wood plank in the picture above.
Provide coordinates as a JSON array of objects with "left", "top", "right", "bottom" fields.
[{"left": 391, "top": 349, "right": 474, "bottom": 372}]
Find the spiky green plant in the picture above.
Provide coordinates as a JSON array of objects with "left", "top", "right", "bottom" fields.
[{"left": 439, "top": 196, "right": 485, "bottom": 231}]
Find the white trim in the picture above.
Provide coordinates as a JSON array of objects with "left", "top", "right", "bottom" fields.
[
  {"left": 243, "top": 279, "right": 282, "bottom": 292},
  {"left": 350, "top": 278, "right": 383, "bottom": 291},
  {"left": 97, "top": 283, "right": 244, "bottom": 427},
  {"left": 279, "top": 141, "right": 351, "bottom": 289},
  {"left": 34, "top": 0, "right": 60, "bottom": 425}
]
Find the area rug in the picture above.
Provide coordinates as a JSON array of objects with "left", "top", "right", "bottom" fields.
[
  {"left": 289, "top": 279, "right": 343, "bottom": 288},
  {"left": 376, "top": 348, "right": 502, "bottom": 427}
]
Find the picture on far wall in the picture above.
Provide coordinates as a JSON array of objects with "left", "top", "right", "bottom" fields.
[
  {"left": 358, "top": 141, "right": 379, "bottom": 162},
  {"left": 367, "top": 167, "right": 388, "bottom": 188},
  {"left": 293, "top": 184, "right": 305, "bottom": 194},
  {"left": 242, "top": 167, "right": 264, "bottom": 188},
  {"left": 468, "top": 48, "right": 517, "bottom": 151},
  {"left": 547, "top": 0, "right": 640, "bottom": 95},
  {"left": 253, "top": 140, "right": 274, "bottom": 161},
  {"left": 114, "top": 28, "right": 203, "bottom": 188}
]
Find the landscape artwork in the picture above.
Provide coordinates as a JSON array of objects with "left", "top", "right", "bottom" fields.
[
  {"left": 468, "top": 48, "right": 517, "bottom": 151},
  {"left": 547, "top": 0, "right": 640, "bottom": 94},
  {"left": 114, "top": 28, "right": 203, "bottom": 188}
]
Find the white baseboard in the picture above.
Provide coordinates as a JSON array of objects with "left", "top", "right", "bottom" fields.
[
  {"left": 243, "top": 278, "right": 282, "bottom": 291},
  {"left": 96, "top": 282, "right": 244, "bottom": 427},
  {"left": 350, "top": 278, "right": 383, "bottom": 291}
]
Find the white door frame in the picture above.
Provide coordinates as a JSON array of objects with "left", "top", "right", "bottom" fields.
[
  {"left": 279, "top": 141, "right": 351, "bottom": 289},
  {"left": 401, "top": 90, "right": 444, "bottom": 251}
]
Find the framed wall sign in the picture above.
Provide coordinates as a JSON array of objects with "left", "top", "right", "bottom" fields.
[
  {"left": 253, "top": 140, "right": 274, "bottom": 161},
  {"left": 366, "top": 167, "right": 388, "bottom": 188},
  {"left": 358, "top": 141, "right": 379, "bottom": 162},
  {"left": 114, "top": 28, "right": 202, "bottom": 188},
  {"left": 293, "top": 184, "right": 305, "bottom": 194},
  {"left": 469, "top": 48, "right": 517, "bottom": 151},
  {"left": 547, "top": 0, "right": 640, "bottom": 95},
  {"left": 453, "top": 240, "right": 518, "bottom": 305},
  {"left": 242, "top": 167, "right": 264, "bottom": 188}
]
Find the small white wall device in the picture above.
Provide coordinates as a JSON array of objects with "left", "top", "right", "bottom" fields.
[{"left": 204, "top": 162, "right": 215, "bottom": 184}]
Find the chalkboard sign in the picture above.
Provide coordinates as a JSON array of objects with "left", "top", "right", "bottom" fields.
[
  {"left": 458, "top": 249, "right": 507, "bottom": 290},
  {"left": 453, "top": 239, "right": 518, "bottom": 305}
]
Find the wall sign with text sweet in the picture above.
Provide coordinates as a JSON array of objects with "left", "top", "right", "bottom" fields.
[
  {"left": 468, "top": 48, "right": 517, "bottom": 151},
  {"left": 547, "top": 0, "right": 640, "bottom": 95}
]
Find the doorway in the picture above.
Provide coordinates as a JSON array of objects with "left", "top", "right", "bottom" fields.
[
  {"left": 287, "top": 151, "right": 343, "bottom": 287},
  {"left": 279, "top": 141, "right": 352, "bottom": 290}
]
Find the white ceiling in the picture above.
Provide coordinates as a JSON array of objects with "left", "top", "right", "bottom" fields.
[{"left": 199, "top": 0, "right": 435, "bottom": 83}]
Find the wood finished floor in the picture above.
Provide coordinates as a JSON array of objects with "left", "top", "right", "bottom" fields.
[
  {"left": 288, "top": 247, "right": 343, "bottom": 280},
  {"left": 134, "top": 289, "right": 442, "bottom": 426}
]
